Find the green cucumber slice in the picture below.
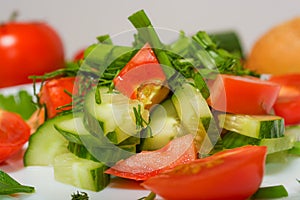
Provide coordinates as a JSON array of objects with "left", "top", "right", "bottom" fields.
[
  {"left": 53, "top": 153, "right": 110, "bottom": 192},
  {"left": 171, "top": 82, "right": 220, "bottom": 154},
  {"left": 23, "top": 114, "right": 71, "bottom": 166},
  {"left": 218, "top": 114, "right": 285, "bottom": 139},
  {"left": 85, "top": 87, "right": 149, "bottom": 144},
  {"left": 142, "top": 99, "right": 184, "bottom": 150},
  {"left": 222, "top": 131, "right": 294, "bottom": 154}
]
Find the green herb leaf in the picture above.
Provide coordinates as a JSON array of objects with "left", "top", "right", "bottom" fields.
[
  {"left": 71, "top": 191, "right": 89, "bottom": 200},
  {"left": 289, "top": 141, "right": 300, "bottom": 155},
  {"left": 138, "top": 192, "right": 156, "bottom": 200},
  {"left": 0, "top": 170, "right": 35, "bottom": 195},
  {"left": 251, "top": 185, "right": 288, "bottom": 199},
  {"left": 0, "top": 90, "right": 37, "bottom": 120}
]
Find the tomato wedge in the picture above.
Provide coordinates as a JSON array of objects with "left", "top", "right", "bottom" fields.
[
  {"left": 0, "top": 110, "right": 31, "bottom": 163},
  {"left": 142, "top": 145, "right": 267, "bottom": 200},
  {"left": 208, "top": 74, "right": 281, "bottom": 115},
  {"left": 39, "top": 77, "right": 76, "bottom": 118},
  {"left": 105, "top": 134, "right": 197, "bottom": 181},
  {"left": 113, "top": 43, "right": 167, "bottom": 102},
  {"left": 269, "top": 74, "right": 300, "bottom": 125}
]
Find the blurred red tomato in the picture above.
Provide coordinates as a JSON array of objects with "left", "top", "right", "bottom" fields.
[
  {"left": 72, "top": 48, "right": 85, "bottom": 61},
  {"left": 0, "top": 109, "right": 31, "bottom": 163},
  {"left": 0, "top": 21, "right": 65, "bottom": 88}
]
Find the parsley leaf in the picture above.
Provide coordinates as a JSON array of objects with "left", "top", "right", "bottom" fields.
[
  {"left": 0, "top": 90, "right": 37, "bottom": 120},
  {"left": 0, "top": 170, "right": 35, "bottom": 195}
]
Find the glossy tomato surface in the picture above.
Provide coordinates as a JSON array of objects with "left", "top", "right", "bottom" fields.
[
  {"left": 39, "top": 77, "right": 75, "bottom": 118},
  {"left": 269, "top": 74, "right": 300, "bottom": 125},
  {"left": 113, "top": 43, "right": 166, "bottom": 99},
  {"left": 208, "top": 74, "right": 281, "bottom": 115},
  {"left": 0, "top": 22, "right": 65, "bottom": 88},
  {"left": 0, "top": 109, "right": 31, "bottom": 163},
  {"left": 105, "top": 134, "right": 197, "bottom": 181},
  {"left": 142, "top": 145, "right": 267, "bottom": 200}
]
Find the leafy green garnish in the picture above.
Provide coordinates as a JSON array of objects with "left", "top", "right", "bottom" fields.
[
  {"left": 138, "top": 192, "right": 156, "bottom": 200},
  {"left": 251, "top": 185, "right": 288, "bottom": 199},
  {"left": 71, "top": 191, "right": 89, "bottom": 200},
  {"left": 289, "top": 141, "right": 300, "bottom": 155},
  {"left": 0, "top": 170, "right": 35, "bottom": 195},
  {"left": 0, "top": 90, "right": 37, "bottom": 120}
]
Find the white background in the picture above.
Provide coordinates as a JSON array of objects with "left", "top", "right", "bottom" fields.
[{"left": 1, "top": 0, "right": 300, "bottom": 59}]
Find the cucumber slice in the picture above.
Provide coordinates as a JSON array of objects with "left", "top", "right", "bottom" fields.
[
  {"left": 223, "top": 131, "right": 294, "bottom": 154},
  {"left": 142, "top": 99, "right": 184, "bottom": 150},
  {"left": 24, "top": 114, "right": 71, "bottom": 166},
  {"left": 54, "top": 113, "right": 136, "bottom": 165},
  {"left": 53, "top": 153, "right": 110, "bottom": 192},
  {"left": 218, "top": 114, "right": 285, "bottom": 139},
  {"left": 54, "top": 114, "right": 90, "bottom": 144},
  {"left": 285, "top": 125, "right": 300, "bottom": 141},
  {"left": 171, "top": 83, "right": 220, "bottom": 154},
  {"left": 68, "top": 142, "right": 136, "bottom": 164},
  {"left": 85, "top": 87, "right": 149, "bottom": 144}
]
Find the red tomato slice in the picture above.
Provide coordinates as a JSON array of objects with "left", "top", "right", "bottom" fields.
[
  {"left": 0, "top": 110, "right": 31, "bottom": 163},
  {"left": 273, "top": 96, "right": 300, "bottom": 125},
  {"left": 113, "top": 43, "right": 166, "bottom": 99},
  {"left": 208, "top": 74, "right": 280, "bottom": 115},
  {"left": 105, "top": 134, "right": 197, "bottom": 181},
  {"left": 269, "top": 74, "right": 300, "bottom": 125},
  {"left": 39, "top": 77, "right": 76, "bottom": 118},
  {"left": 142, "top": 145, "right": 267, "bottom": 200}
]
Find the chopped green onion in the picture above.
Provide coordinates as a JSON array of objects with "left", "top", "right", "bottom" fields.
[{"left": 128, "top": 10, "right": 174, "bottom": 77}]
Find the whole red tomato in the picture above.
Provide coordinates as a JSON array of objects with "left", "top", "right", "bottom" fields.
[{"left": 0, "top": 21, "right": 65, "bottom": 88}]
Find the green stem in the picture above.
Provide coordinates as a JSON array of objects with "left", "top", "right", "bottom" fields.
[{"left": 128, "top": 10, "right": 174, "bottom": 78}]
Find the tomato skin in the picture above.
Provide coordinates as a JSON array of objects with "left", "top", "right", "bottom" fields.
[
  {"left": 113, "top": 43, "right": 166, "bottom": 99},
  {"left": 142, "top": 145, "right": 267, "bottom": 200},
  {"left": 208, "top": 74, "right": 281, "bottom": 115},
  {"left": 72, "top": 48, "right": 85, "bottom": 61},
  {"left": 105, "top": 134, "right": 197, "bottom": 181},
  {"left": 39, "top": 77, "right": 75, "bottom": 118},
  {"left": 0, "top": 22, "right": 65, "bottom": 88},
  {"left": 269, "top": 74, "right": 300, "bottom": 125},
  {"left": 273, "top": 96, "right": 300, "bottom": 125},
  {"left": 0, "top": 110, "right": 31, "bottom": 163}
]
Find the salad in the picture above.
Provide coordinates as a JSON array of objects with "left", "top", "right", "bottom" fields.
[{"left": 1, "top": 9, "right": 300, "bottom": 200}]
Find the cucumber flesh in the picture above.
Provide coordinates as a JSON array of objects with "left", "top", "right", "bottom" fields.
[
  {"left": 218, "top": 114, "right": 285, "bottom": 139},
  {"left": 54, "top": 113, "right": 135, "bottom": 166},
  {"left": 85, "top": 87, "right": 149, "bottom": 144},
  {"left": 222, "top": 131, "right": 294, "bottom": 154},
  {"left": 23, "top": 114, "right": 71, "bottom": 166},
  {"left": 142, "top": 99, "right": 184, "bottom": 150},
  {"left": 53, "top": 153, "right": 110, "bottom": 192},
  {"left": 68, "top": 142, "right": 136, "bottom": 165},
  {"left": 172, "top": 83, "right": 220, "bottom": 154},
  {"left": 284, "top": 125, "right": 300, "bottom": 141}
]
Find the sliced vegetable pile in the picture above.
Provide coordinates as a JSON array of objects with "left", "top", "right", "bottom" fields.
[{"left": 1, "top": 9, "right": 299, "bottom": 199}]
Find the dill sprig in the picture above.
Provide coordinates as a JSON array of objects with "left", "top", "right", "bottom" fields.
[{"left": 133, "top": 104, "right": 151, "bottom": 135}]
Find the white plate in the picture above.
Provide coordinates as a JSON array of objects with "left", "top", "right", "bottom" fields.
[{"left": 1, "top": 84, "right": 300, "bottom": 200}]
